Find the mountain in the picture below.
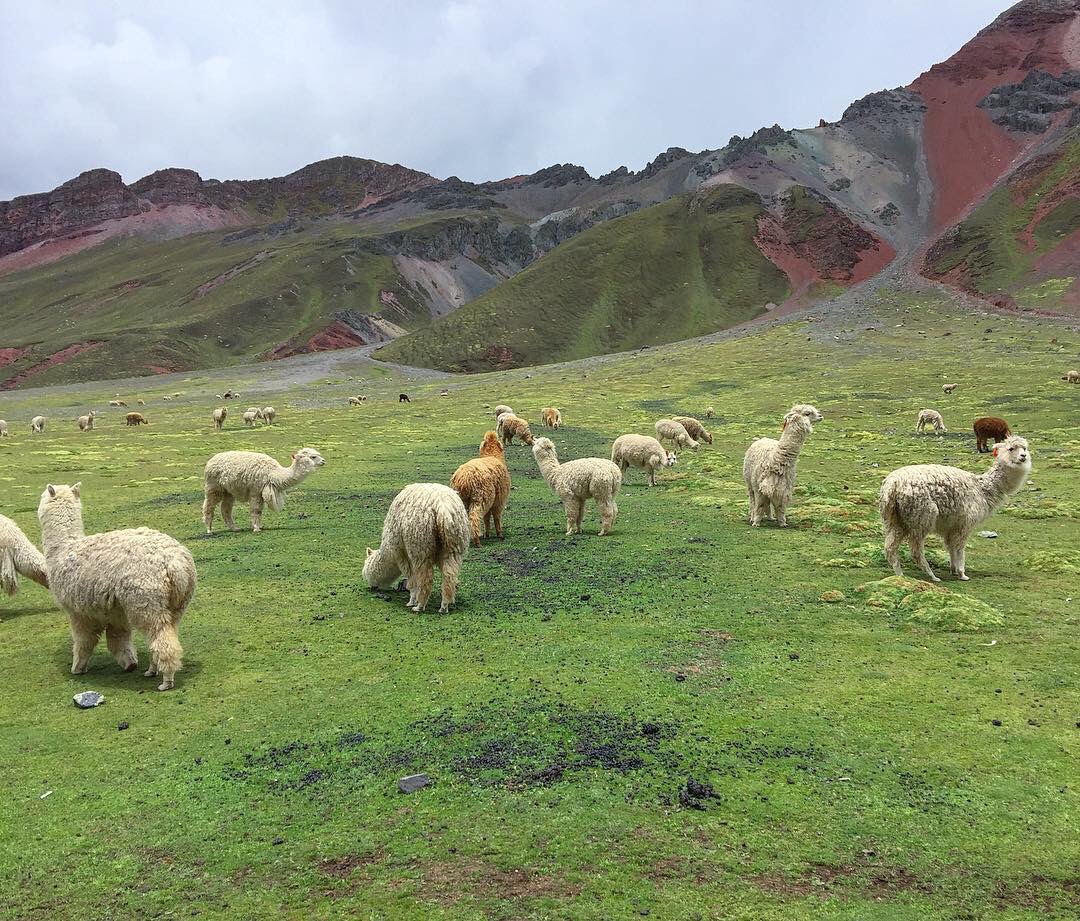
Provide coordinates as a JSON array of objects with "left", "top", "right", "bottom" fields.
[{"left": 1, "top": 0, "right": 1077, "bottom": 386}]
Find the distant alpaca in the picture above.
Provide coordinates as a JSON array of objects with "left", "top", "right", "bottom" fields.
[
  {"left": 497, "top": 413, "right": 534, "bottom": 446},
  {"left": 212, "top": 407, "right": 228, "bottom": 430},
  {"left": 611, "top": 434, "right": 676, "bottom": 486},
  {"left": 942, "top": 383, "right": 958, "bottom": 395},
  {"left": 363, "top": 483, "right": 470, "bottom": 613},
  {"left": 203, "top": 448, "right": 326, "bottom": 533},
  {"left": 399, "top": 393, "right": 411, "bottom": 403},
  {"left": 541, "top": 407, "right": 562, "bottom": 429},
  {"left": 78, "top": 411, "right": 96, "bottom": 432},
  {"left": 880, "top": 436, "right": 1032, "bottom": 581},
  {"left": 451, "top": 431, "right": 511, "bottom": 547},
  {"left": 916, "top": 409, "right": 946, "bottom": 434},
  {"left": 532, "top": 436, "right": 621, "bottom": 536},
  {"left": 973, "top": 416, "right": 1010, "bottom": 453},
  {"left": 742, "top": 408, "right": 819, "bottom": 527},
  {"left": 30, "top": 416, "right": 45, "bottom": 434},
  {"left": 125, "top": 412, "right": 149, "bottom": 426}
]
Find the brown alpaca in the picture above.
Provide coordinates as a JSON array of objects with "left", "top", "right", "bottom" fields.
[
  {"left": 497, "top": 413, "right": 534, "bottom": 446},
  {"left": 125, "top": 412, "right": 149, "bottom": 426},
  {"left": 451, "top": 431, "right": 511, "bottom": 547},
  {"left": 541, "top": 407, "right": 562, "bottom": 429},
  {"left": 974, "top": 416, "right": 1010, "bottom": 454}
]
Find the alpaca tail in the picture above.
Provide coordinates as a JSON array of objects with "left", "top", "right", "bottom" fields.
[
  {"left": 435, "top": 502, "right": 470, "bottom": 563},
  {"left": 150, "top": 624, "right": 184, "bottom": 677},
  {"left": 166, "top": 552, "right": 198, "bottom": 616},
  {"left": 878, "top": 481, "right": 904, "bottom": 537},
  {"left": 0, "top": 548, "right": 18, "bottom": 597}
]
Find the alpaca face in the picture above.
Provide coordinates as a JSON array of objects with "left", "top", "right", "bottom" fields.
[
  {"left": 292, "top": 448, "right": 326, "bottom": 470},
  {"left": 663, "top": 451, "right": 677, "bottom": 468},
  {"left": 791, "top": 404, "right": 823, "bottom": 423},
  {"left": 993, "top": 437, "right": 1031, "bottom": 472},
  {"left": 532, "top": 436, "right": 556, "bottom": 460},
  {"left": 38, "top": 482, "right": 81, "bottom": 522}
]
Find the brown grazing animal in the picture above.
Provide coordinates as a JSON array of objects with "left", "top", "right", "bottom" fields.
[
  {"left": 973, "top": 416, "right": 1010, "bottom": 454},
  {"left": 450, "top": 431, "right": 511, "bottom": 547},
  {"left": 541, "top": 407, "right": 562, "bottom": 429},
  {"left": 497, "top": 413, "right": 534, "bottom": 446},
  {"left": 125, "top": 412, "right": 149, "bottom": 426}
]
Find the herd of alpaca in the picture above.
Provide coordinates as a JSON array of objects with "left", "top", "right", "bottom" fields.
[{"left": 0, "top": 385, "right": 1040, "bottom": 693}]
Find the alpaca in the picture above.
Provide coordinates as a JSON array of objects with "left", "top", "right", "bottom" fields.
[
  {"left": 0, "top": 420, "right": 8, "bottom": 437},
  {"left": 742, "top": 408, "right": 819, "bottom": 527},
  {"left": 0, "top": 514, "right": 49, "bottom": 595},
  {"left": 125, "top": 412, "right": 149, "bottom": 426},
  {"left": 30, "top": 416, "right": 45, "bottom": 434},
  {"left": 348, "top": 396, "right": 367, "bottom": 406},
  {"left": 493, "top": 404, "right": 514, "bottom": 419},
  {"left": 672, "top": 415, "right": 712, "bottom": 445},
  {"left": 655, "top": 419, "right": 698, "bottom": 451},
  {"left": 880, "top": 436, "right": 1032, "bottom": 581},
  {"left": 212, "top": 407, "right": 228, "bottom": 430},
  {"left": 363, "top": 483, "right": 470, "bottom": 613},
  {"left": 705, "top": 407, "right": 715, "bottom": 419},
  {"left": 78, "top": 411, "right": 96, "bottom": 432},
  {"left": 611, "top": 434, "right": 676, "bottom": 486},
  {"left": 399, "top": 393, "right": 411, "bottom": 403},
  {"left": 942, "top": 383, "right": 958, "bottom": 395},
  {"left": 532, "top": 436, "right": 621, "bottom": 536},
  {"left": 497, "top": 413, "right": 534, "bottom": 446},
  {"left": 973, "top": 417, "right": 1010, "bottom": 453},
  {"left": 38, "top": 484, "right": 196, "bottom": 690},
  {"left": 451, "top": 431, "right": 511, "bottom": 546},
  {"left": 203, "top": 448, "right": 326, "bottom": 533},
  {"left": 261, "top": 407, "right": 276, "bottom": 425},
  {"left": 1063, "top": 370, "right": 1080, "bottom": 383},
  {"left": 242, "top": 409, "right": 261, "bottom": 427},
  {"left": 916, "top": 409, "right": 946, "bottom": 434},
  {"left": 541, "top": 407, "right": 562, "bottom": 429}
]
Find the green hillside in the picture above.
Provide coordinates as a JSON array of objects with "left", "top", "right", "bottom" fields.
[
  {"left": 926, "top": 135, "right": 1080, "bottom": 311},
  {"left": 378, "top": 185, "right": 790, "bottom": 371}
]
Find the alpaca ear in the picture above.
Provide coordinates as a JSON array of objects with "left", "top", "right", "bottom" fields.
[
  {"left": 72, "top": 482, "right": 81, "bottom": 497},
  {"left": 366, "top": 547, "right": 374, "bottom": 558},
  {"left": 46, "top": 484, "right": 56, "bottom": 498},
  {"left": 291, "top": 452, "right": 296, "bottom": 460},
  {"left": 992, "top": 447, "right": 998, "bottom": 457}
]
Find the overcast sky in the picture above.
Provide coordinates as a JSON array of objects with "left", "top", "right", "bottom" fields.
[{"left": 1, "top": 0, "right": 1015, "bottom": 200}]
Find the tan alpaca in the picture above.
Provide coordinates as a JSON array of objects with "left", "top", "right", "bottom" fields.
[{"left": 451, "top": 431, "right": 511, "bottom": 547}]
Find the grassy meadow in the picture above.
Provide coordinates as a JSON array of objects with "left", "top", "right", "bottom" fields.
[{"left": 0, "top": 293, "right": 1078, "bottom": 919}]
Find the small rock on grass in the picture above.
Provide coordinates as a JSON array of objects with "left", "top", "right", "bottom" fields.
[
  {"left": 979, "top": 531, "right": 998, "bottom": 538},
  {"left": 73, "top": 691, "right": 104, "bottom": 709},
  {"left": 820, "top": 590, "right": 845, "bottom": 603},
  {"left": 398, "top": 773, "right": 432, "bottom": 794}
]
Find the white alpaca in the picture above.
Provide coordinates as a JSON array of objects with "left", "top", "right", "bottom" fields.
[
  {"left": 203, "top": 448, "right": 325, "bottom": 533},
  {"left": 1063, "top": 370, "right": 1079, "bottom": 383},
  {"left": 742, "top": 406, "right": 821, "bottom": 527},
  {"left": 611, "top": 434, "right": 676, "bottom": 486},
  {"left": 493, "top": 404, "right": 514, "bottom": 419},
  {"left": 671, "top": 415, "right": 712, "bottom": 445},
  {"left": 0, "top": 514, "right": 48, "bottom": 596},
  {"left": 348, "top": 395, "right": 367, "bottom": 406},
  {"left": 261, "top": 406, "right": 276, "bottom": 425},
  {"left": 77, "top": 411, "right": 96, "bottom": 432},
  {"left": 30, "top": 416, "right": 45, "bottom": 434},
  {"left": 942, "top": 383, "right": 958, "bottom": 395},
  {"left": 916, "top": 409, "right": 947, "bottom": 434},
  {"left": 655, "top": 419, "right": 698, "bottom": 451},
  {"left": 363, "top": 483, "right": 470, "bottom": 613},
  {"left": 532, "top": 436, "right": 622, "bottom": 535},
  {"left": 212, "top": 407, "right": 228, "bottom": 430},
  {"left": 243, "top": 409, "right": 261, "bottom": 427},
  {"left": 880, "top": 435, "right": 1031, "bottom": 582},
  {"left": 0, "top": 420, "right": 8, "bottom": 437},
  {"left": 38, "top": 484, "right": 196, "bottom": 691}
]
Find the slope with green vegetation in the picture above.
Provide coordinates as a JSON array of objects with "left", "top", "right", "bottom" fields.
[
  {"left": 1, "top": 291, "right": 1077, "bottom": 919},
  {"left": 925, "top": 134, "right": 1080, "bottom": 312},
  {"left": 379, "top": 185, "right": 790, "bottom": 371}
]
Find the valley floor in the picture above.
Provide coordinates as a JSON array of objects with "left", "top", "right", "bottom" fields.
[{"left": 0, "top": 290, "right": 1077, "bottom": 920}]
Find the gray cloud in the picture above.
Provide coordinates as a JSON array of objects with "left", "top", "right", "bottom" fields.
[{"left": 0, "top": 0, "right": 1014, "bottom": 199}]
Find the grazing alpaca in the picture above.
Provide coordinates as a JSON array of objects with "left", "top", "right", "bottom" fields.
[
  {"left": 742, "top": 408, "right": 820, "bottom": 527},
  {"left": 125, "top": 412, "right": 149, "bottom": 426},
  {"left": 30, "top": 416, "right": 45, "bottom": 434},
  {"left": 363, "top": 483, "right": 470, "bottom": 613},
  {"left": 541, "top": 407, "right": 562, "bottom": 429},
  {"left": 203, "top": 448, "right": 326, "bottom": 533},
  {"left": 916, "top": 409, "right": 946, "bottom": 434},
  {"left": 497, "top": 413, "right": 535, "bottom": 446},
  {"left": 671, "top": 415, "right": 712, "bottom": 445},
  {"left": 880, "top": 436, "right": 1031, "bottom": 581},
  {"left": 38, "top": 484, "right": 196, "bottom": 691},
  {"left": 610, "top": 434, "right": 676, "bottom": 486},
  {"left": 532, "top": 436, "right": 621, "bottom": 536},
  {"left": 451, "top": 431, "right": 511, "bottom": 547},
  {"left": 0, "top": 514, "right": 49, "bottom": 595},
  {"left": 942, "top": 383, "right": 958, "bottom": 395},
  {"left": 399, "top": 393, "right": 411, "bottom": 403},
  {"left": 973, "top": 416, "right": 1010, "bottom": 453}
]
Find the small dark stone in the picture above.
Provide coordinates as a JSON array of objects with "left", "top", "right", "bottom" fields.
[
  {"left": 991, "top": 719, "right": 1002, "bottom": 727},
  {"left": 118, "top": 721, "right": 129, "bottom": 731},
  {"left": 678, "top": 789, "right": 706, "bottom": 810},
  {"left": 271, "top": 837, "right": 284, "bottom": 846},
  {"left": 1028, "top": 719, "right": 1040, "bottom": 727},
  {"left": 541, "top": 613, "right": 552, "bottom": 622},
  {"left": 789, "top": 653, "right": 800, "bottom": 661},
  {"left": 674, "top": 674, "right": 687, "bottom": 682},
  {"left": 580, "top": 594, "right": 591, "bottom": 602},
  {"left": 224, "top": 738, "right": 231, "bottom": 745},
  {"left": 73, "top": 691, "right": 104, "bottom": 709},
  {"left": 398, "top": 773, "right": 432, "bottom": 794}
]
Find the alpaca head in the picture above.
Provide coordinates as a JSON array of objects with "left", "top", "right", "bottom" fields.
[
  {"left": 532, "top": 436, "right": 557, "bottom": 461},
  {"left": 520, "top": 429, "right": 535, "bottom": 446},
  {"left": 38, "top": 482, "right": 81, "bottom": 523},
  {"left": 790, "top": 403, "right": 823, "bottom": 423},
  {"left": 291, "top": 447, "right": 326, "bottom": 472},
  {"left": 663, "top": 450, "right": 678, "bottom": 468},
  {"left": 992, "top": 436, "right": 1031, "bottom": 474},
  {"left": 363, "top": 546, "right": 400, "bottom": 588},
  {"left": 479, "top": 431, "right": 504, "bottom": 458},
  {"left": 781, "top": 411, "right": 814, "bottom": 436}
]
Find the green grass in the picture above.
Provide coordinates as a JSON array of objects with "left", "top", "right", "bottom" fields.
[
  {"left": 1, "top": 292, "right": 1078, "bottom": 918},
  {"left": 928, "top": 135, "right": 1080, "bottom": 308},
  {"left": 379, "top": 185, "right": 791, "bottom": 372}
]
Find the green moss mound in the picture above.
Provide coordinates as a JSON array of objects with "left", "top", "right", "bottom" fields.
[{"left": 854, "top": 576, "right": 1003, "bottom": 632}]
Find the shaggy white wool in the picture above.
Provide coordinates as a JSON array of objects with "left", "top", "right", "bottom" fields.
[
  {"left": 916, "top": 409, "right": 947, "bottom": 433},
  {"left": 30, "top": 416, "right": 45, "bottom": 434},
  {"left": 532, "top": 436, "right": 622, "bottom": 535},
  {"left": 611, "top": 434, "right": 676, "bottom": 486},
  {"left": 654, "top": 419, "right": 698, "bottom": 451},
  {"left": 212, "top": 407, "right": 228, "bottom": 430},
  {"left": 880, "top": 435, "right": 1031, "bottom": 582},
  {"left": 203, "top": 448, "right": 325, "bottom": 533},
  {"left": 363, "top": 483, "right": 470, "bottom": 614},
  {"left": 671, "top": 415, "right": 712, "bottom": 445},
  {"left": 742, "top": 409, "right": 817, "bottom": 527}
]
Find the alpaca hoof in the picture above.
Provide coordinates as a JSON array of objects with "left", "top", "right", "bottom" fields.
[
  {"left": 144, "top": 667, "right": 157, "bottom": 678},
  {"left": 157, "top": 679, "right": 174, "bottom": 692},
  {"left": 957, "top": 573, "right": 969, "bottom": 581},
  {"left": 438, "top": 604, "right": 450, "bottom": 614}
]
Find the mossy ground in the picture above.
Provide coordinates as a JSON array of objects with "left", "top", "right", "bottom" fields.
[{"left": 0, "top": 293, "right": 1077, "bottom": 919}]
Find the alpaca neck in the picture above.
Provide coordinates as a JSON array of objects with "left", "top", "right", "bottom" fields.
[
  {"left": 41, "top": 505, "right": 84, "bottom": 557},
  {"left": 775, "top": 426, "right": 809, "bottom": 463},
  {"left": 979, "top": 462, "right": 1028, "bottom": 508},
  {"left": 534, "top": 451, "right": 560, "bottom": 488},
  {"left": 271, "top": 460, "right": 308, "bottom": 491}
]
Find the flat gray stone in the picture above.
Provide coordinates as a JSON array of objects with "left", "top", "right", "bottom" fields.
[
  {"left": 397, "top": 773, "right": 432, "bottom": 794},
  {"left": 73, "top": 691, "right": 105, "bottom": 709},
  {"left": 978, "top": 531, "right": 999, "bottom": 539}
]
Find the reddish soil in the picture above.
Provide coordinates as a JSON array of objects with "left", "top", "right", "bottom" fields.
[
  {"left": 1, "top": 341, "right": 104, "bottom": 390},
  {"left": 1032, "top": 227, "right": 1080, "bottom": 309},
  {"left": 0, "top": 205, "right": 249, "bottom": 278},
  {"left": 755, "top": 214, "right": 821, "bottom": 300},
  {"left": 264, "top": 321, "right": 368, "bottom": 360},
  {"left": 910, "top": 10, "right": 1076, "bottom": 231},
  {"left": 0, "top": 346, "right": 30, "bottom": 368}
]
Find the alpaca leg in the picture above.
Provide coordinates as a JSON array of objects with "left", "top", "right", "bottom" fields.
[
  {"left": 599, "top": 499, "right": 616, "bottom": 536},
  {"left": 439, "top": 556, "right": 462, "bottom": 613},
  {"left": 648, "top": 464, "right": 656, "bottom": 487},
  {"left": 751, "top": 493, "right": 769, "bottom": 527},
  {"left": 468, "top": 504, "right": 484, "bottom": 547},
  {"left": 202, "top": 489, "right": 221, "bottom": 533},
  {"left": 747, "top": 488, "right": 758, "bottom": 524},
  {"left": 884, "top": 528, "right": 904, "bottom": 577},
  {"left": 250, "top": 496, "right": 264, "bottom": 533},
  {"left": 775, "top": 498, "right": 789, "bottom": 528},
  {"left": 483, "top": 510, "right": 492, "bottom": 539},
  {"left": 411, "top": 565, "right": 434, "bottom": 612},
  {"left": 70, "top": 615, "right": 102, "bottom": 675},
  {"left": 575, "top": 499, "right": 586, "bottom": 534},
  {"left": 106, "top": 624, "right": 138, "bottom": 672},
  {"left": 909, "top": 534, "right": 939, "bottom": 582},
  {"left": 563, "top": 499, "right": 578, "bottom": 535},
  {"left": 148, "top": 622, "right": 183, "bottom": 691},
  {"left": 493, "top": 502, "right": 504, "bottom": 540},
  {"left": 220, "top": 495, "right": 238, "bottom": 531},
  {"left": 945, "top": 531, "right": 970, "bottom": 581},
  {"left": 620, "top": 460, "right": 629, "bottom": 484}
]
